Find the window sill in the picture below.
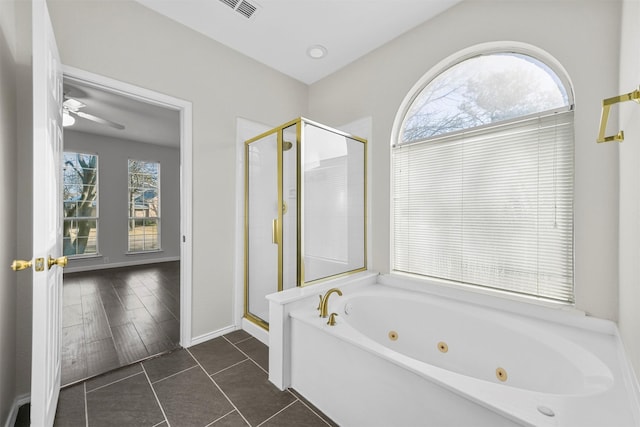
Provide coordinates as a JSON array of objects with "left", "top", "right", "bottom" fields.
[
  {"left": 126, "top": 249, "right": 164, "bottom": 255},
  {"left": 67, "top": 253, "right": 102, "bottom": 260},
  {"left": 382, "top": 272, "right": 593, "bottom": 330}
]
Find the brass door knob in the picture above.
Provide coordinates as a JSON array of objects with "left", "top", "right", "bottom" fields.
[
  {"left": 48, "top": 256, "right": 68, "bottom": 269},
  {"left": 11, "top": 260, "right": 32, "bottom": 271}
]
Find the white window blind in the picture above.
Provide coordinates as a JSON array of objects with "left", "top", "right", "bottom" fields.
[{"left": 393, "top": 110, "right": 574, "bottom": 302}]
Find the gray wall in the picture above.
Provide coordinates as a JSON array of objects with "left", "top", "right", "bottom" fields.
[
  {"left": 63, "top": 130, "right": 181, "bottom": 271},
  {"left": 33, "top": 0, "right": 309, "bottom": 396},
  {"left": 308, "top": 0, "right": 621, "bottom": 321},
  {"left": 0, "top": 0, "right": 19, "bottom": 422},
  {"left": 14, "top": 0, "right": 33, "bottom": 408}
]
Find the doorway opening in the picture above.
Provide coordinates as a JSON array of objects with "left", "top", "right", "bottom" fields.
[{"left": 59, "top": 67, "right": 193, "bottom": 385}]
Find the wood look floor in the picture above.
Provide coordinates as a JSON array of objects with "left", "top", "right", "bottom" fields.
[{"left": 62, "top": 261, "right": 180, "bottom": 386}]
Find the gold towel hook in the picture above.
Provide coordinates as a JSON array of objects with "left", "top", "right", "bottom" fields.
[{"left": 597, "top": 87, "right": 640, "bottom": 143}]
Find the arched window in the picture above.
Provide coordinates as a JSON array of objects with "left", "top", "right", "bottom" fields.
[{"left": 392, "top": 49, "right": 574, "bottom": 302}]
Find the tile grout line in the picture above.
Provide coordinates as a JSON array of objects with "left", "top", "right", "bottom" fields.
[
  {"left": 185, "top": 347, "right": 253, "bottom": 427},
  {"left": 85, "top": 370, "right": 145, "bottom": 394},
  {"left": 222, "top": 335, "right": 268, "bottom": 376},
  {"left": 151, "top": 364, "right": 199, "bottom": 385},
  {"left": 246, "top": 386, "right": 332, "bottom": 427},
  {"left": 255, "top": 400, "right": 298, "bottom": 427},
  {"left": 65, "top": 328, "right": 332, "bottom": 427},
  {"left": 224, "top": 334, "right": 333, "bottom": 426},
  {"left": 208, "top": 357, "right": 250, "bottom": 377},
  {"left": 287, "top": 392, "right": 333, "bottom": 427},
  {"left": 223, "top": 334, "right": 333, "bottom": 425},
  {"left": 231, "top": 335, "right": 254, "bottom": 345},
  {"left": 203, "top": 409, "right": 238, "bottom": 427},
  {"left": 141, "top": 363, "right": 171, "bottom": 427}
]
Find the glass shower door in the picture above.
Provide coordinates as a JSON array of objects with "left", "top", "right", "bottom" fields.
[
  {"left": 301, "top": 121, "right": 366, "bottom": 284},
  {"left": 246, "top": 132, "right": 279, "bottom": 328},
  {"left": 244, "top": 117, "right": 365, "bottom": 328}
]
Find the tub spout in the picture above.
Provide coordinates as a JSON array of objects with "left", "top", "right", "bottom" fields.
[{"left": 319, "top": 288, "right": 343, "bottom": 318}]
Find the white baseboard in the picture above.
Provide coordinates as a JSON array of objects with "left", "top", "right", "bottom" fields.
[
  {"left": 242, "top": 317, "right": 269, "bottom": 346},
  {"left": 4, "top": 393, "right": 30, "bottom": 427},
  {"left": 187, "top": 321, "right": 269, "bottom": 348},
  {"left": 189, "top": 325, "right": 238, "bottom": 347},
  {"left": 64, "top": 256, "right": 180, "bottom": 273}
]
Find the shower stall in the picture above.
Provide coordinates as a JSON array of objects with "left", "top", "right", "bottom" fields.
[{"left": 245, "top": 118, "right": 367, "bottom": 329}]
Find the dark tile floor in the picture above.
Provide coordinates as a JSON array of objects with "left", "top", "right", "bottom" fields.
[
  {"left": 62, "top": 262, "right": 181, "bottom": 385},
  {"left": 51, "top": 330, "right": 336, "bottom": 427}
]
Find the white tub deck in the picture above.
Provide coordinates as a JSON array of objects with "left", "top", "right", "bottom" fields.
[{"left": 268, "top": 272, "right": 640, "bottom": 426}]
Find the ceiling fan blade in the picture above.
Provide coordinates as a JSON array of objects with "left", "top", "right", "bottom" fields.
[{"left": 74, "top": 111, "right": 125, "bottom": 130}]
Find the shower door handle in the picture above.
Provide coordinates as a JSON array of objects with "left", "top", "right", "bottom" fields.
[{"left": 272, "top": 218, "right": 279, "bottom": 244}]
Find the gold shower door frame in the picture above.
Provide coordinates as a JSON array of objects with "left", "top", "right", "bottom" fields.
[{"left": 244, "top": 118, "right": 367, "bottom": 330}]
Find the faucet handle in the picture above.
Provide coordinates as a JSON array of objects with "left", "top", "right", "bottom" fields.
[
  {"left": 316, "top": 295, "right": 323, "bottom": 314},
  {"left": 327, "top": 312, "right": 338, "bottom": 326}
]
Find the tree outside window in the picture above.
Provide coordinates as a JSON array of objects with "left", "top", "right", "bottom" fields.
[
  {"left": 401, "top": 53, "right": 569, "bottom": 143},
  {"left": 63, "top": 152, "right": 98, "bottom": 256}
]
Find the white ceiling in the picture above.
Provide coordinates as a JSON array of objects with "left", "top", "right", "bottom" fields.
[
  {"left": 64, "top": 0, "right": 463, "bottom": 146},
  {"left": 135, "top": 0, "right": 463, "bottom": 84},
  {"left": 63, "top": 78, "right": 180, "bottom": 148}
]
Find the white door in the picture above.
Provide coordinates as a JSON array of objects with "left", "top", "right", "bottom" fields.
[{"left": 31, "top": 0, "right": 64, "bottom": 424}]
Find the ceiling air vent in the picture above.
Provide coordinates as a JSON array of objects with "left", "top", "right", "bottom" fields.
[
  {"left": 236, "top": 0, "right": 257, "bottom": 18},
  {"left": 218, "top": 0, "right": 259, "bottom": 19},
  {"left": 219, "top": 0, "right": 239, "bottom": 8}
]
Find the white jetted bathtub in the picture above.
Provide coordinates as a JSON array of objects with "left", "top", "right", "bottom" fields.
[{"left": 268, "top": 273, "right": 640, "bottom": 426}]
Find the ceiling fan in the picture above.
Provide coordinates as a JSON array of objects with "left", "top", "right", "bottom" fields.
[{"left": 63, "top": 97, "right": 125, "bottom": 130}]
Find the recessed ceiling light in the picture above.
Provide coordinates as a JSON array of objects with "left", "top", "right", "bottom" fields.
[{"left": 307, "top": 45, "right": 328, "bottom": 59}]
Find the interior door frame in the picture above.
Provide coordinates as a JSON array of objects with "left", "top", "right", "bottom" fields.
[{"left": 61, "top": 65, "right": 194, "bottom": 347}]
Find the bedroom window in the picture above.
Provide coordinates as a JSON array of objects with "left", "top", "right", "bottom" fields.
[
  {"left": 63, "top": 152, "right": 99, "bottom": 257},
  {"left": 128, "top": 159, "right": 161, "bottom": 252},
  {"left": 392, "top": 51, "right": 575, "bottom": 302}
]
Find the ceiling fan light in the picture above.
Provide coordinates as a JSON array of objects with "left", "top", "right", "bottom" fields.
[
  {"left": 63, "top": 111, "right": 75, "bottom": 127},
  {"left": 63, "top": 98, "right": 85, "bottom": 109}
]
